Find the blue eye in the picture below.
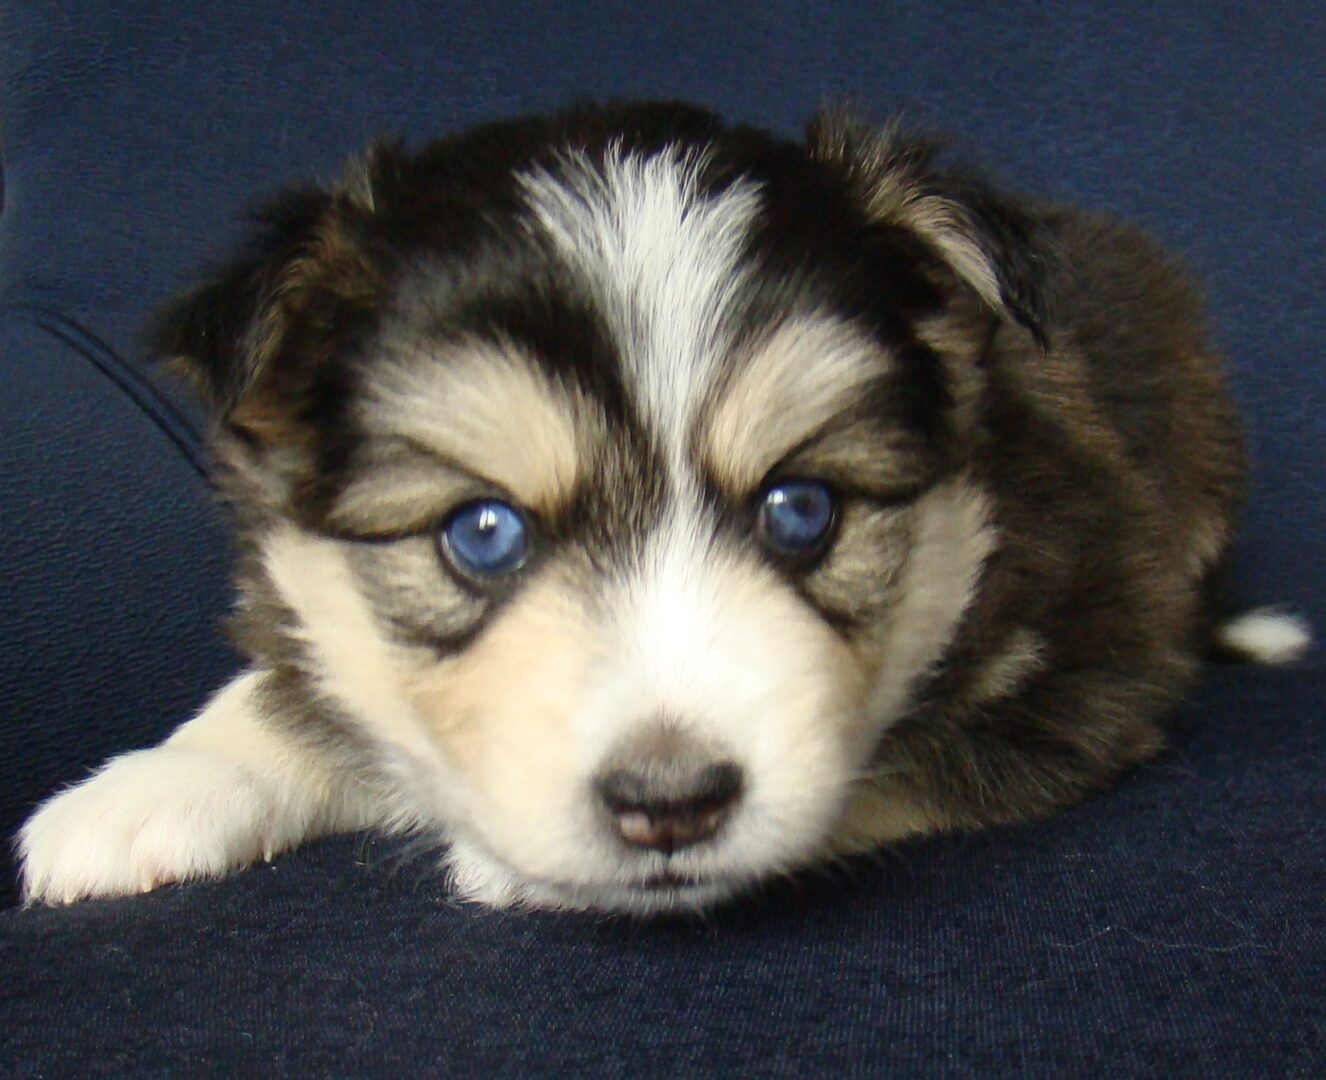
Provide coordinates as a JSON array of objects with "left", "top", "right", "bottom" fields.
[
  {"left": 439, "top": 500, "right": 529, "bottom": 580},
  {"left": 758, "top": 480, "right": 836, "bottom": 557}
]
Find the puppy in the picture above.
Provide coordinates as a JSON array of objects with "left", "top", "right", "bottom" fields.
[{"left": 18, "top": 102, "right": 1309, "bottom": 914}]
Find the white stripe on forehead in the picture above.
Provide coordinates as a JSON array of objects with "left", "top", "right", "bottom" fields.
[{"left": 519, "top": 144, "right": 763, "bottom": 471}]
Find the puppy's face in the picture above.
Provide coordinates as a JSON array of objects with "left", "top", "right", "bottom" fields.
[{"left": 161, "top": 104, "right": 1044, "bottom": 912}]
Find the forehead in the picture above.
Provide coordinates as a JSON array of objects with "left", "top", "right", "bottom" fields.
[
  {"left": 516, "top": 145, "right": 764, "bottom": 470},
  {"left": 351, "top": 131, "right": 949, "bottom": 524}
]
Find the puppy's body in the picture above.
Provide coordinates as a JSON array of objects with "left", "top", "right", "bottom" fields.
[{"left": 18, "top": 103, "right": 1306, "bottom": 914}]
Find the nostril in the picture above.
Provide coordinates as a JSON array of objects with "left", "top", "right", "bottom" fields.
[
  {"left": 595, "top": 761, "right": 743, "bottom": 854},
  {"left": 595, "top": 768, "right": 650, "bottom": 815},
  {"left": 692, "top": 762, "right": 743, "bottom": 810},
  {"left": 596, "top": 762, "right": 742, "bottom": 817}
]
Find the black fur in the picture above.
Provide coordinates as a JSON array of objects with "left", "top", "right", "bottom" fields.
[{"left": 157, "top": 102, "right": 1245, "bottom": 866}]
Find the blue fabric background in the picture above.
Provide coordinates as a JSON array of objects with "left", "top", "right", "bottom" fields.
[{"left": 1, "top": 2, "right": 1322, "bottom": 1073}]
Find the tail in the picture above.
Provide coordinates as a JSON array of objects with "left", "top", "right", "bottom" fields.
[{"left": 1212, "top": 608, "right": 1313, "bottom": 666}]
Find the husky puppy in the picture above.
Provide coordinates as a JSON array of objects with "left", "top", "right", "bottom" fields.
[{"left": 17, "top": 103, "right": 1308, "bottom": 914}]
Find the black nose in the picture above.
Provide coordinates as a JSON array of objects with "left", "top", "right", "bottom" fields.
[{"left": 595, "top": 761, "right": 743, "bottom": 854}]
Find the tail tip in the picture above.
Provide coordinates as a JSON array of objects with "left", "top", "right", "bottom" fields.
[{"left": 1215, "top": 609, "right": 1313, "bottom": 666}]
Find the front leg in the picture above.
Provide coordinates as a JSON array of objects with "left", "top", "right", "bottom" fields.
[{"left": 18, "top": 670, "right": 383, "bottom": 905}]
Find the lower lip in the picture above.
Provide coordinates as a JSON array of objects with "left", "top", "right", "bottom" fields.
[{"left": 638, "top": 872, "right": 710, "bottom": 892}]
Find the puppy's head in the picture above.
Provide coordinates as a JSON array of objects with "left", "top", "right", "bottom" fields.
[{"left": 158, "top": 103, "right": 1049, "bottom": 912}]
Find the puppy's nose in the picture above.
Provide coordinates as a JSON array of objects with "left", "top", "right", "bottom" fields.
[{"left": 595, "top": 761, "right": 743, "bottom": 854}]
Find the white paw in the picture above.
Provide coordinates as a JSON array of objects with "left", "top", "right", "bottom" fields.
[{"left": 19, "top": 746, "right": 280, "bottom": 905}]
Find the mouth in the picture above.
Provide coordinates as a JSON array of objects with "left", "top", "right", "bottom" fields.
[
  {"left": 600, "top": 866, "right": 759, "bottom": 913},
  {"left": 638, "top": 870, "right": 703, "bottom": 891},
  {"left": 539, "top": 868, "right": 741, "bottom": 914},
  {"left": 447, "top": 827, "right": 773, "bottom": 913}
]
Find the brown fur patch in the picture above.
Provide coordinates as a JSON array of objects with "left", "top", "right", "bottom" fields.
[
  {"left": 703, "top": 317, "right": 890, "bottom": 492},
  {"left": 339, "top": 338, "right": 593, "bottom": 532}
]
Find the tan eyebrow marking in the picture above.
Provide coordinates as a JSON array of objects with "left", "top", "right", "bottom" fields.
[
  {"left": 346, "top": 337, "right": 591, "bottom": 525},
  {"left": 324, "top": 439, "right": 478, "bottom": 537},
  {"left": 702, "top": 316, "right": 891, "bottom": 493}
]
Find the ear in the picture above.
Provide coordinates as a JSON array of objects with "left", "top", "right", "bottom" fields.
[
  {"left": 808, "top": 108, "right": 1055, "bottom": 345},
  {"left": 152, "top": 188, "right": 331, "bottom": 429},
  {"left": 152, "top": 160, "right": 389, "bottom": 447}
]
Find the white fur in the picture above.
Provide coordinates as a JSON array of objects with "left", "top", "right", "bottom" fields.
[
  {"left": 1216, "top": 610, "right": 1312, "bottom": 666},
  {"left": 19, "top": 672, "right": 379, "bottom": 905},
  {"left": 520, "top": 146, "right": 761, "bottom": 476},
  {"left": 259, "top": 524, "right": 473, "bottom": 835},
  {"left": 447, "top": 504, "right": 861, "bottom": 915}
]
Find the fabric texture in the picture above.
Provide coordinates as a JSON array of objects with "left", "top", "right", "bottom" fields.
[{"left": 1, "top": 1, "right": 1322, "bottom": 1074}]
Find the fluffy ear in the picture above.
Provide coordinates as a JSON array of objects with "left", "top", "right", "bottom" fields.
[
  {"left": 152, "top": 169, "right": 386, "bottom": 446},
  {"left": 808, "top": 108, "right": 1055, "bottom": 344}
]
